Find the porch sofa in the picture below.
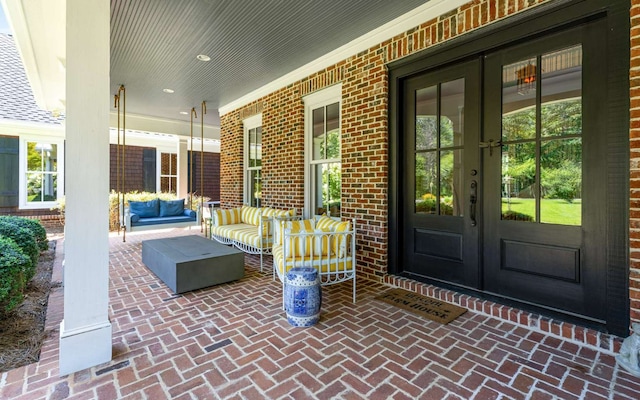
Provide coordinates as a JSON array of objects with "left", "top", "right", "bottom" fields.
[
  {"left": 124, "top": 198, "right": 199, "bottom": 232},
  {"left": 273, "top": 215, "right": 357, "bottom": 303},
  {"left": 211, "top": 205, "right": 295, "bottom": 271}
]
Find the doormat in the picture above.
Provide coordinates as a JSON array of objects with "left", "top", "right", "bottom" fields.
[{"left": 375, "top": 288, "right": 467, "bottom": 324}]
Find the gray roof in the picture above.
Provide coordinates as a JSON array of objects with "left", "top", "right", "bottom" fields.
[{"left": 0, "top": 33, "right": 63, "bottom": 125}]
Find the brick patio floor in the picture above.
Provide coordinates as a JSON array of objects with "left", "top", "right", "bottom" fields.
[{"left": 1, "top": 228, "right": 640, "bottom": 399}]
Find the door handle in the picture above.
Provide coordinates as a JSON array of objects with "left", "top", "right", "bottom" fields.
[
  {"left": 470, "top": 180, "right": 477, "bottom": 227},
  {"left": 479, "top": 139, "right": 502, "bottom": 156}
]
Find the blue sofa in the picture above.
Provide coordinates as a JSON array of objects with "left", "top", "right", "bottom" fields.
[{"left": 124, "top": 198, "right": 199, "bottom": 232}]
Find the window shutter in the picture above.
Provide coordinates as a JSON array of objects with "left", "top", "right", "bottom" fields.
[
  {"left": 143, "top": 148, "right": 156, "bottom": 192},
  {"left": 0, "top": 137, "right": 19, "bottom": 207}
]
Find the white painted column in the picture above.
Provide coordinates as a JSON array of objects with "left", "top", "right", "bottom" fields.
[
  {"left": 59, "top": 0, "right": 112, "bottom": 376},
  {"left": 177, "top": 139, "right": 189, "bottom": 200}
]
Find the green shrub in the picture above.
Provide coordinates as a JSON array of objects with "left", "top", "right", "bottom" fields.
[
  {"left": 0, "top": 222, "right": 37, "bottom": 281},
  {"left": 0, "top": 216, "right": 48, "bottom": 251},
  {"left": 416, "top": 198, "right": 454, "bottom": 215},
  {"left": 501, "top": 210, "right": 534, "bottom": 222},
  {"left": 0, "top": 236, "right": 30, "bottom": 312}
]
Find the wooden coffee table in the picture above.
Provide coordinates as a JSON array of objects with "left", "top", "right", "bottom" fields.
[{"left": 142, "top": 235, "right": 244, "bottom": 294}]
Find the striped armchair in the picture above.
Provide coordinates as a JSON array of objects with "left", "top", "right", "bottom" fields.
[{"left": 272, "top": 215, "right": 357, "bottom": 303}]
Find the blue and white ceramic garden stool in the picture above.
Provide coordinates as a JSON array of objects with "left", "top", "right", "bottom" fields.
[{"left": 284, "top": 267, "right": 321, "bottom": 327}]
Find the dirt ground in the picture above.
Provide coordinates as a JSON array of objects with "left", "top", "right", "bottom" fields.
[{"left": 0, "top": 220, "right": 62, "bottom": 373}]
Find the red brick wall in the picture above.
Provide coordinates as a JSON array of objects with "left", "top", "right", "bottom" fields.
[
  {"left": 220, "top": 112, "right": 245, "bottom": 207},
  {"left": 190, "top": 150, "right": 220, "bottom": 201},
  {"left": 110, "top": 145, "right": 220, "bottom": 200},
  {"left": 630, "top": 0, "right": 640, "bottom": 324},
  {"left": 220, "top": 0, "right": 554, "bottom": 283},
  {"left": 109, "top": 144, "right": 149, "bottom": 193}
]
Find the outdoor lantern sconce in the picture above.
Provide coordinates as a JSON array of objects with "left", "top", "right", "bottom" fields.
[{"left": 516, "top": 63, "right": 536, "bottom": 95}]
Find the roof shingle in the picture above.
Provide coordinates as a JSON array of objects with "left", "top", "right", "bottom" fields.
[{"left": 0, "top": 33, "right": 63, "bottom": 125}]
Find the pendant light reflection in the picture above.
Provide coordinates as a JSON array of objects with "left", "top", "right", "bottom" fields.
[{"left": 516, "top": 62, "right": 536, "bottom": 95}]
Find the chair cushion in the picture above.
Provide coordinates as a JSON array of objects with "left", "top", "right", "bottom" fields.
[
  {"left": 159, "top": 199, "right": 185, "bottom": 217},
  {"left": 212, "top": 224, "right": 262, "bottom": 248},
  {"left": 214, "top": 208, "right": 241, "bottom": 225},
  {"left": 316, "top": 215, "right": 341, "bottom": 231},
  {"left": 273, "top": 244, "right": 354, "bottom": 277},
  {"left": 131, "top": 215, "right": 195, "bottom": 226},
  {"left": 129, "top": 199, "right": 159, "bottom": 218},
  {"left": 241, "top": 205, "right": 262, "bottom": 226},
  {"left": 332, "top": 220, "right": 351, "bottom": 258},
  {"left": 284, "top": 227, "right": 314, "bottom": 258},
  {"left": 313, "top": 228, "right": 332, "bottom": 256}
]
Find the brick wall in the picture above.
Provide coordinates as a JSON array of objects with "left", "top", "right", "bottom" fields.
[
  {"left": 190, "top": 150, "right": 220, "bottom": 201},
  {"left": 109, "top": 144, "right": 149, "bottom": 193},
  {"left": 220, "top": 0, "right": 553, "bottom": 283},
  {"left": 630, "top": 0, "right": 640, "bottom": 324},
  {"left": 109, "top": 145, "right": 220, "bottom": 200}
]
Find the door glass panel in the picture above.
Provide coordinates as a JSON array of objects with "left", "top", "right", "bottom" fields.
[
  {"left": 416, "top": 85, "right": 437, "bottom": 151},
  {"left": 415, "top": 152, "right": 437, "bottom": 214},
  {"left": 541, "top": 45, "right": 582, "bottom": 138},
  {"left": 440, "top": 149, "right": 463, "bottom": 216},
  {"left": 502, "top": 58, "right": 537, "bottom": 141},
  {"left": 415, "top": 79, "right": 465, "bottom": 217},
  {"left": 501, "top": 142, "right": 536, "bottom": 222},
  {"left": 541, "top": 138, "right": 582, "bottom": 225},
  {"left": 500, "top": 47, "right": 582, "bottom": 226},
  {"left": 440, "top": 78, "right": 465, "bottom": 148}
]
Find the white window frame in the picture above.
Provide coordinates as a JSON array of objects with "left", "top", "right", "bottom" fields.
[
  {"left": 157, "top": 150, "right": 178, "bottom": 194},
  {"left": 243, "top": 113, "right": 262, "bottom": 207},
  {"left": 303, "top": 84, "right": 342, "bottom": 218},
  {"left": 19, "top": 134, "right": 65, "bottom": 210}
]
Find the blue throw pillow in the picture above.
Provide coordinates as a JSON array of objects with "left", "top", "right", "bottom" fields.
[
  {"left": 129, "top": 199, "right": 159, "bottom": 218},
  {"left": 130, "top": 213, "right": 140, "bottom": 223},
  {"left": 160, "top": 199, "right": 185, "bottom": 217},
  {"left": 183, "top": 209, "right": 196, "bottom": 218}
]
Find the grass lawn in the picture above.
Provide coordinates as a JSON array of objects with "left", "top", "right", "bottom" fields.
[{"left": 501, "top": 198, "right": 581, "bottom": 226}]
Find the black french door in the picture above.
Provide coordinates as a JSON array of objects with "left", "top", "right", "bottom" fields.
[
  {"left": 401, "top": 59, "right": 480, "bottom": 289},
  {"left": 400, "top": 19, "right": 609, "bottom": 324}
]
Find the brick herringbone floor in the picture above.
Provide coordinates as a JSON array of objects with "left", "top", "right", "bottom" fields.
[{"left": 1, "top": 228, "right": 639, "bottom": 399}]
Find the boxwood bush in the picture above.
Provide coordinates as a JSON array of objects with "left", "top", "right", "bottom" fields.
[
  {"left": 0, "top": 216, "right": 48, "bottom": 251},
  {"left": 0, "top": 236, "right": 30, "bottom": 312},
  {"left": 0, "top": 221, "right": 37, "bottom": 281}
]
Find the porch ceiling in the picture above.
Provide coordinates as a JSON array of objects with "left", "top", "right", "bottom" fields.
[
  {"left": 3, "top": 0, "right": 447, "bottom": 136},
  {"left": 110, "top": 0, "right": 428, "bottom": 126}
]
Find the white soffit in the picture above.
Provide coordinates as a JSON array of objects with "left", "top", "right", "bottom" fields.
[
  {"left": 218, "top": 0, "right": 469, "bottom": 115},
  {"left": 108, "top": 112, "right": 221, "bottom": 141},
  {"left": 1, "top": 0, "right": 66, "bottom": 113}
]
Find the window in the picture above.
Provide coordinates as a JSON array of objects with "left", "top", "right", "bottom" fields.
[
  {"left": 20, "top": 137, "right": 64, "bottom": 208},
  {"left": 160, "top": 152, "right": 177, "bottom": 193},
  {"left": 243, "top": 114, "right": 262, "bottom": 207},
  {"left": 304, "top": 84, "right": 341, "bottom": 218}
]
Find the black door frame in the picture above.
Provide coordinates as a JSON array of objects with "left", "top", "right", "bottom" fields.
[{"left": 388, "top": 0, "right": 629, "bottom": 336}]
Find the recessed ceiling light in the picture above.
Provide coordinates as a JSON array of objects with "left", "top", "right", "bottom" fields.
[
  {"left": 163, "top": 88, "right": 175, "bottom": 93},
  {"left": 179, "top": 111, "right": 188, "bottom": 115},
  {"left": 196, "top": 54, "right": 211, "bottom": 62}
]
